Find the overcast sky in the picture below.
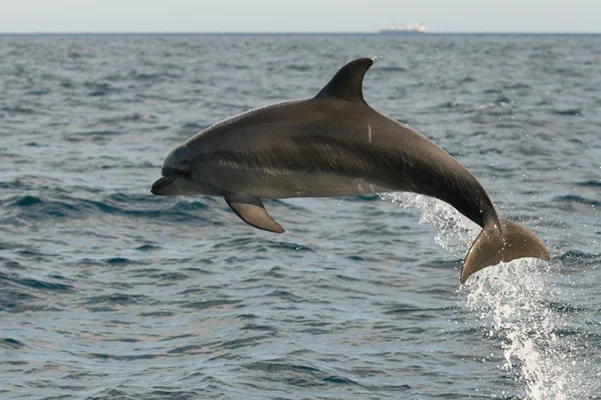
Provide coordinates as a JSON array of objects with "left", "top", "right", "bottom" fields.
[{"left": 2, "top": 0, "right": 600, "bottom": 33}]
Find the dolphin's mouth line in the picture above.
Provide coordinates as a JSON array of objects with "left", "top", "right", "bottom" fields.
[
  {"left": 152, "top": 164, "right": 191, "bottom": 195},
  {"left": 151, "top": 176, "right": 177, "bottom": 195}
]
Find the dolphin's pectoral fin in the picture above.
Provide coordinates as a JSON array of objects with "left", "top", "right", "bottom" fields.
[{"left": 225, "top": 194, "right": 285, "bottom": 233}]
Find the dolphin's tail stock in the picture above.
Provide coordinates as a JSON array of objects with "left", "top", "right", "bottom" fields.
[{"left": 460, "top": 218, "right": 550, "bottom": 283}]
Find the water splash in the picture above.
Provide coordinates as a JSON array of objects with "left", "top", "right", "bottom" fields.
[
  {"left": 381, "top": 192, "right": 585, "bottom": 400},
  {"left": 463, "top": 260, "right": 577, "bottom": 400},
  {"left": 379, "top": 192, "right": 479, "bottom": 256}
]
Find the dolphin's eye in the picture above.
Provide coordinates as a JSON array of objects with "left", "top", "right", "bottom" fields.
[
  {"left": 177, "top": 165, "right": 191, "bottom": 177},
  {"left": 177, "top": 162, "right": 191, "bottom": 176},
  {"left": 162, "top": 164, "right": 191, "bottom": 177}
]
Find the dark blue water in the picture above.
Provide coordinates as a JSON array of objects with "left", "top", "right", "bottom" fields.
[{"left": 1, "top": 34, "right": 600, "bottom": 399}]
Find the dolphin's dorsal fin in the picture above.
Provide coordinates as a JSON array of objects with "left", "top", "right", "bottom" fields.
[{"left": 316, "top": 58, "right": 373, "bottom": 103}]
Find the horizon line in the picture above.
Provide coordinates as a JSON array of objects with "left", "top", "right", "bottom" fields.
[{"left": 1, "top": 30, "right": 600, "bottom": 35}]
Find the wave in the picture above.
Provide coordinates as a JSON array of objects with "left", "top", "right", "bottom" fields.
[
  {"left": 577, "top": 180, "right": 601, "bottom": 189},
  {"left": 129, "top": 71, "right": 180, "bottom": 82},
  {"left": 244, "top": 360, "right": 362, "bottom": 387},
  {"left": 553, "top": 195, "right": 601, "bottom": 208},
  {"left": 0, "top": 270, "right": 74, "bottom": 293},
  {"left": 0, "top": 193, "right": 220, "bottom": 224},
  {"left": 0, "top": 338, "right": 25, "bottom": 350},
  {"left": 377, "top": 66, "right": 407, "bottom": 72},
  {"left": 553, "top": 108, "right": 583, "bottom": 116},
  {"left": 84, "top": 81, "right": 124, "bottom": 97},
  {"left": 1, "top": 106, "right": 36, "bottom": 114}
]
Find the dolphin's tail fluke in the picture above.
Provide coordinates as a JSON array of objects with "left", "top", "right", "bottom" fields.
[{"left": 460, "top": 218, "right": 550, "bottom": 283}]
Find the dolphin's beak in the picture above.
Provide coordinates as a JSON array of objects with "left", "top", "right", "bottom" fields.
[{"left": 151, "top": 176, "right": 177, "bottom": 195}]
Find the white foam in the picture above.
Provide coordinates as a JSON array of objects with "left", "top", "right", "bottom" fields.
[
  {"left": 463, "top": 260, "right": 577, "bottom": 400},
  {"left": 379, "top": 192, "right": 480, "bottom": 257},
  {"left": 381, "top": 192, "right": 586, "bottom": 399}
]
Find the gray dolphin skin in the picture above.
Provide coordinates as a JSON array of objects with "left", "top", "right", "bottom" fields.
[{"left": 152, "top": 58, "right": 550, "bottom": 283}]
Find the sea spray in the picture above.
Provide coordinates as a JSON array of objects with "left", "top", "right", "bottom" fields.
[
  {"left": 382, "top": 192, "right": 583, "bottom": 399},
  {"left": 379, "top": 192, "right": 479, "bottom": 257},
  {"left": 462, "top": 260, "right": 574, "bottom": 400}
]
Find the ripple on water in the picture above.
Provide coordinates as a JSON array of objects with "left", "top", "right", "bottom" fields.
[{"left": 1, "top": 34, "right": 600, "bottom": 400}]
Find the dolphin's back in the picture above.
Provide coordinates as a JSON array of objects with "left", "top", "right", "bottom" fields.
[
  {"left": 180, "top": 99, "right": 405, "bottom": 197},
  {"left": 181, "top": 101, "right": 368, "bottom": 198}
]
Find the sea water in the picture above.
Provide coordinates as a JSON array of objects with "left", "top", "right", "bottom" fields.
[{"left": 1, "top": 33, "right": 600, "bottom": 399}]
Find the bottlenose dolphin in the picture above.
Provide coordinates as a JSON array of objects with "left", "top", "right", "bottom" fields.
[{"left": 152, "top": 58, "right": 550, "bottom": 283}]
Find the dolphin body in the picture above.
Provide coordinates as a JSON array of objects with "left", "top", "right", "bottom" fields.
[{"left": 152, "top": 58, "right": 550, "bottom": 283}]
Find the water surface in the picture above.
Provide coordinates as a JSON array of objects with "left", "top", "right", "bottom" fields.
[{"left": 1, "top": 34, "right": 600, "bottom": 399}]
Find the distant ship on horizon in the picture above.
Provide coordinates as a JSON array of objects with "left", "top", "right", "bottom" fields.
[{"left": 379, "top": 23, "right": 428, "bottom": 35}]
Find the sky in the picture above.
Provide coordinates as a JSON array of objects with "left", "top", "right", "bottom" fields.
[{"left": 1, "top": 0, "right": 600, "bottom": 33}]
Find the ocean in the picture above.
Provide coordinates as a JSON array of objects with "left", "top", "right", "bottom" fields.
[{"left": 0, "top": 33, "right": 600, "bottom": 399}]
